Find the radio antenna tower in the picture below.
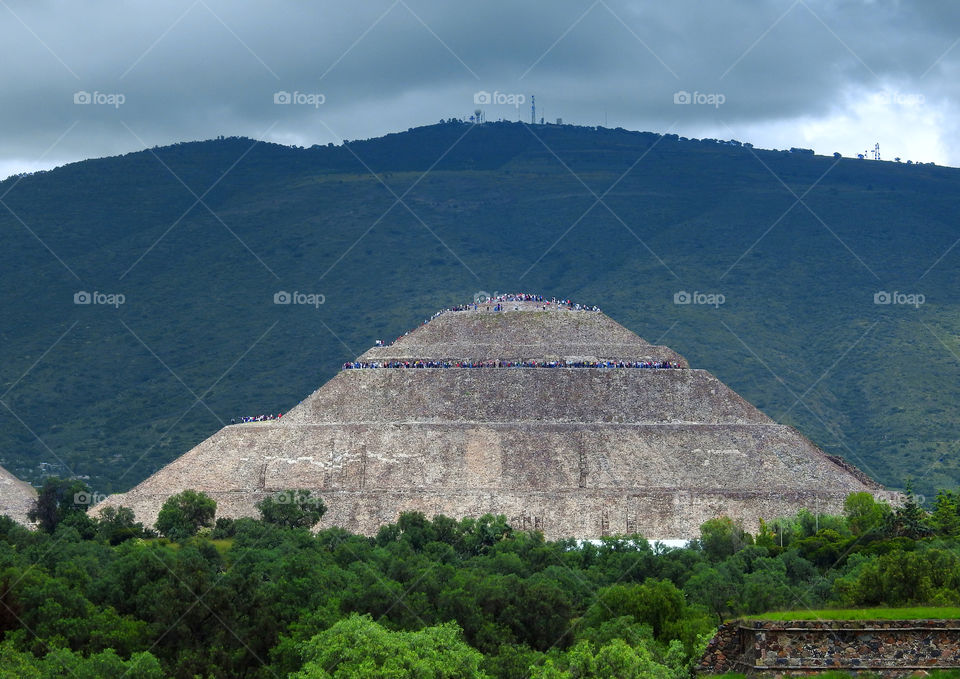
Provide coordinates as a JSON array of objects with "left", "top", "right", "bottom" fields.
[
  {"left": 531, "top": 95, "right": 536, "bottom": 125},
  {"left": 873, "top": 143, "right": 881, "bottom": 160}
]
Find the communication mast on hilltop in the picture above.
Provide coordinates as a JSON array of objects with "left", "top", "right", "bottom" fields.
[
  {"left": 531, "top": 95, "right": 536, "bottom": 125},
  {"left": 873, "top": 143, "right": 881, "bottom": 160}
]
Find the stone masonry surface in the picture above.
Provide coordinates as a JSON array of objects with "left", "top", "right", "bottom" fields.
[
  {"left": 94, "top": 303, "right": 885, "bottom": 539},
  {"left": 0, "top": 464, "right": 36, "bottom": 526},
  {"left": 700, "top": 619, "right": 960, "bottom": 676}
]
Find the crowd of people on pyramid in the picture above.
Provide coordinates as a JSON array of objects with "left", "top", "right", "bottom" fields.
[
  {"left": 239, "top": 292, "right": 673, "bottom": 418},
  {"left": 232, "top": 413, "right": 283, "bottom": 424},
  {"left": 454, "top": 294, "right": 601, "bottom": 313},
  {"left": 342, "top": 359, "right": 682, "bottom": 370},
  {"left": 373, "top": 293, "right": 601, "bottom": 347}
]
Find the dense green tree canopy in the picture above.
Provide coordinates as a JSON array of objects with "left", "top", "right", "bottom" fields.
[
  {"left": 293, "top": 614, "right": 487, "bottom": 678},
  {"left": 256, "top": 490, "right": 326, "bottom": 529},
  {"left": 154, "top": 489, "right": 217, "bottom": 540},
  {"left": 27, "top": 477, "right": 93, "bottom": 535},
  {"left": 0, "top": 489, "right": 959, "bottom": 677}
]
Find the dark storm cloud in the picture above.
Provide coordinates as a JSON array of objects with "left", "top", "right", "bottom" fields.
[{"left": 1, "top": 0, "right": 958, "bottom": 176}]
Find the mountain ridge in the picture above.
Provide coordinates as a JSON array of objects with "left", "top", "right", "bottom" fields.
[{"left": 1, "top": 121, "right": 957, "bottom": 499}]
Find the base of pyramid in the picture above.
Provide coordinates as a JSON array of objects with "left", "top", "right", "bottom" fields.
[{"left": 100, "top": 486, "right": 863, "bottom": 541}]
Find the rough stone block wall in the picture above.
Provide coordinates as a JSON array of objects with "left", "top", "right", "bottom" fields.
[
  {"left": 699, "top": 620, "right": 960, "bottom": 676},
  {"left": 93, "top": 306, "right": 886, "bottom": 540},
  {"left": 700, "top": 622, "right": 742, "bottom": 674},
  {"left": 282, "top": 369, "right": 770, "bottom": 425},
  {"left": 359, "top": 306, "right": 687, "bottom": 364},
  {"left": 0, "top": 464, "right": 36, "bottom": 526}
]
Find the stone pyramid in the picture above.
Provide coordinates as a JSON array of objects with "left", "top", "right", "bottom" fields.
[
  {"left": 0, "top": 464, "right": 37, "bottom": 526},
  {"left": 97, "top": 299, "right": 881, "bottom": 539}
]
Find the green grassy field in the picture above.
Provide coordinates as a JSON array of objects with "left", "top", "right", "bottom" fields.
[{"left": 746, "top": 606, "right": 960, "bottom": 621}]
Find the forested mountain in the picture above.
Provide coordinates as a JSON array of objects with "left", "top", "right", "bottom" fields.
[{"left": 1, "top": 121, "right": 957, "bottom": 497}]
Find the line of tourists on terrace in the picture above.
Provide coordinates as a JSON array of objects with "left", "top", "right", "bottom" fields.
[
  {"left": 343, "top": 360, "right": 683, "bottom": 370},
  {"left": 373, "top": 294, "right": 601, "bottom": 347},
  {"left": 232, "top": 413, "right": 283, "bottom": 423},
  {"left": 460, "top": 294, "right": 601, "bottom": 312}
]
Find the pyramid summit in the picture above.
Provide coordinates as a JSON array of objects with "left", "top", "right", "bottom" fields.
[{"left": 97, "top": 295, "right": 882, "bottom": 539}]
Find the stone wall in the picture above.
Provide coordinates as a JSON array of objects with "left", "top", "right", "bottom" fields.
[
  {"left": 358, "top": 306, "right": 687, "bottom": 365},
  {"left": 699, "top": 619, "right": 960, "bottom": 676},
  {"left": 0, "top": 464, "right": 36, "bottom": 526},
  {"left": 94, "top": 417, "right": 876, "bottom": 539},
  {"left": 282, "top": 369, "right": 770, "bottom": 425},
  {"left": 700, "top": 622, "right": 741, "bottom": 674},
  {"left": 93, "top": 306, "right": 885, "bottom": 540}
]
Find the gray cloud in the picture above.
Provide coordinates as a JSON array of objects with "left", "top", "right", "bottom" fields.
[{"left": 2, "top": 0, "right": 958, "bottom": 178}]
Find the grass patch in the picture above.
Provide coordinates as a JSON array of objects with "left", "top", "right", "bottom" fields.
[
  {"left": 209, "top": 538, "right": 234, "bottom": 554},
  {"left": 745, "top": 606, "right": 960, "bottom": 621}
]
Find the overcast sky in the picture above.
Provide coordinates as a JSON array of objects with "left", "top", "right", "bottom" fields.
[{"left": 2, "top": 0, "right": 958, "bottom": 180}]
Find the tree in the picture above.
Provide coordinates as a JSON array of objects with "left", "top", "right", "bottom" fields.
[
  {"left": 754, "top": 519, "right": 778, "bottom": 551},
  {"left": 27, "top": 477, "right": 93, "bottom": 534},
  {"left": 256, "top": 490, "right": 326, "bottom": 529},
  {"left": 293, "top": 614, "right": 488, "bottom": 678},
  {"left": 684, "top": 566, "right": 737, "bottom": 621},
  {"left": 483, "top": 643, "right": 544, "bottom": 679},
  {"left": 843, "top": 492, "right": 890, "bottom": 536},
  {"left": 843, "top": 549, "right": 960, "bottom": 606},
  {"left": 583, "top": 579, "right": 701, "bottom": 644},
  {"left": 95, "top": 506, "right": 146, "bottom": 545},
  {"left": 529, "top": 639, "right": 677, "bottom": 679},
  {"left": 154, "top": 490, "right": 216, "bottom": 540},
  {"left": 466, "top": 514, "right": 513, "bottom": 555},
  {"left": 697, "top": 517, "right": 752, "bottom": 561},
  {"left": 0, "top": 640, "right": 165, "bottom": 678},
  {"left": 385, "top": 511, "right": 437, "bottom": 549},
  {"left": 738, "top": 559, "right": 793, "bottom": 613},
  {"left": 885, "top": 482, "right": 931, "bottom": 539},
  {"left": 796, "top": 508, "right": 849, "bottom": 539},
  {"left": 514, "top": 577, "right": 573, "bottom": 651},
  {"left": 931, "top": 490, "right": 960, "bottom": 538}
]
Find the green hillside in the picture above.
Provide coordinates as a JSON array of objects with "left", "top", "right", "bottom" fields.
[{"left": 1, "top": 121, "right": 957, "bottom": 497}]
